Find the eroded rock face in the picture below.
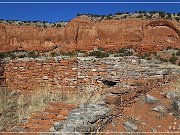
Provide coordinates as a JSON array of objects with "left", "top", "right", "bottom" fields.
[{"left": 0, "top": 16, "right": 180, "bottom": 53}]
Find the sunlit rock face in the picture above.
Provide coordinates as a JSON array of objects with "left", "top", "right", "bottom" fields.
[{"left": 0, "top": 16, "right": 179, "bottom": 53}]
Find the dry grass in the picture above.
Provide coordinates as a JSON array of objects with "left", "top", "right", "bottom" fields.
[
  {"left": 0, "top": 87, "right": 19, "bottom": 130},
  {"left": 126, "top": 115, "right": 146, "bottom": 127},
  {"left": 17, "top": 83, "right": 70, "bottom": 121},
  {"left": 16, "top": 84, "right": 103, "bottom": 122},
  {"left": 0, "top": 83, "right": 103, "bottom": 130},
  {"left": 67, "top": 86, "right": 102, "bottom": 105},
  {"left": 0, "top": 84, "right": 68, "bottom": 126},
  {"left": 160, "top": 62, "right": 180, "bottom": 69}
]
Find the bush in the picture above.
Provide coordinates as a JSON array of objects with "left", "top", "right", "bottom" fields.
[
  {"left": 138, "top": 53, "right": 151, "bottom": 59},
  {"left": 166, "top": 13, "right": 172, "bottom": 20},
  {"left": 50, "top": 52, "right": 57, "bottom": 57},
  {"left": 116, "top": 48, "right": 133, "bottom": 57},
  {"left": 0, "top": 52, "right": 7, "bottom": 58},
  {"left": 174, "top": 17, "right": 180, "bottom": 22},
  {"left": 160, "top": 57, "right": 168, "bottom": 62},
  {"left": 66, "top": 52, "right": 77, "bottom": 57},
  {"left": 146, "top": 57, "right": 152, "bottom": 60},
  {"left": 28, "top": 51, "right": 38, "bottom": 58},
  {"left": 0, "top": 52, "right": 16, "bottom": 59},
  {"left": 106, "top": 16, "right": 113, "bottom": 20},
  {"left": 9, "top": 54, "right": 16, "bottom": 59},
  {"left": 97, "top": 47, "right": 104, "bottom": 51},
  {"left": 169, "top": 56, "right": 178, "bottom": 64},
  {"left": 176, "top": 50, "right": 180, "bottom": 56},
  {"left": 115, "top": 12, "right": 123, "bottom": 15},
  {"left": 177, "top": 12, "right": 180, "bottom": 16},
  {"left": 89, "top": 51, "right": 109, "bottom": 58},
  {"left": 159, "top": 11, "right": 166, "bottom": 18},
  {"left": 52, "top": 45, "right": 58, "bottom": 50}
]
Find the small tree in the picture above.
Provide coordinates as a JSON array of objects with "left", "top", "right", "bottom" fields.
[
  {"left": 177, "top": 12, "right": 180, "bottom": 16},
  {"left": 166, "top": 13, "right": 172, "bottom": 20},
  {"left": 159, "top": 11, "right": 166, "bottom": 18}
]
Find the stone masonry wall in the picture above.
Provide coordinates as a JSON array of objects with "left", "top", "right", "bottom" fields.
[
  {"left": 1, "top": 57, "right": 77, "bottom": 91},
  {"left": 77, "top": 56, "right": 175, "bottom": 92},
  {"left": 1, "top": 56, "right": 179, "bottom": 93}
]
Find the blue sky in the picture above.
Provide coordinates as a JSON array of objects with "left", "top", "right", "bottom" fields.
[{"left": 0, "top": 1, "right": 179, "bottom": 22}]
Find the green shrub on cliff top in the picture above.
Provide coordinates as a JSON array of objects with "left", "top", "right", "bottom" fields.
[{"left": 89, "top": 50, "right": 109, "bottom": 58}]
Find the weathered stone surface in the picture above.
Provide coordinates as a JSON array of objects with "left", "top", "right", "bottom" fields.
[
  {"left": 145, "top": 94, "right": 158, "bottom": 104},
  {"left": 11, "top": 126, "right": 26, "bottom": 132},
  {"left": 124, "top": 121, "right": 138, "bottom": 132},
  {"left": 110, "top": 87, "right": 131, "bottom": 95},
  {"left": 53, "top": 121, "right": 65, "bottom": 131},
  {"left": 105, "top": 95, "right": 119, "bottom": 104},
  {"left": 172, "top": 98, "right": 180, "bottom": 115},
  {"left": 152, "top": 105, "right": 166, "bottom": 112},
  {"left": 166, "top": 91, "right": 180, "bottom": 99},
  {"left": 55, "top": 104, "right": 112, "bottom": 134}
]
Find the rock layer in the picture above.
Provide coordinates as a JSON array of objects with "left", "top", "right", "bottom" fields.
[{"left": 0, "top": 16, "right": 180, "bottom": 53}]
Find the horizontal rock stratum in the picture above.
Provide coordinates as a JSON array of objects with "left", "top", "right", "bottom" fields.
[{"left": 0, "top": 15, "right": 180, "bottom": 53}]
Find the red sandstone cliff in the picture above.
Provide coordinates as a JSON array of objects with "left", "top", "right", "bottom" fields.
[{"left": 0, "top": 16, "right": 180, "bottom": 53}]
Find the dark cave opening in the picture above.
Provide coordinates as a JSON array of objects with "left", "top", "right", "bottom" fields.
[{"left": 102, "top": 80, "right": 117, "bottom": 87}]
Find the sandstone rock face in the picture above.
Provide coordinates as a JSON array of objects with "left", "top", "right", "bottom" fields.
[
  {"left": 0, "top": 16, "right": 179, "bottom": 53},
  {"left": 0, "top": 24, "right": 67, "bottom": 52}
]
